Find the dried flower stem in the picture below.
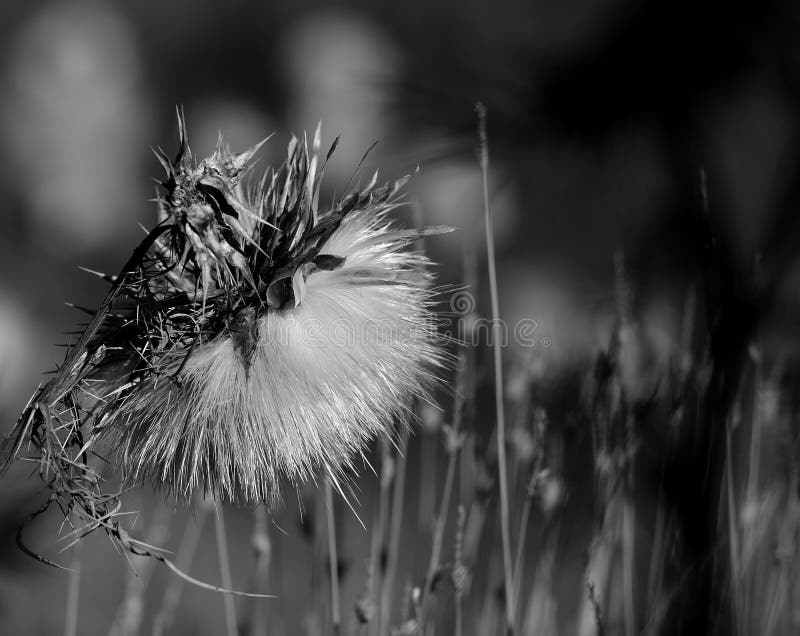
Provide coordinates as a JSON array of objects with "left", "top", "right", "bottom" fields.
[
  {"left": 418, "top": 428, "right": 438, "bottom": 534},
  {"left": 422, "top": 424, "right": 461, "bottom": 625},
  {"left": 380, "top": 425, "right": 410, "bottom": 635},
  {"left": 109, "top": 500, "right": 171, "bottom": 636},
  {"left": 453, "top": 505, "right": 467, "bottom": 636},
  {"left": 622, "top": 497, "right": 637, "bottom": 636},
  {"left": 65, "top": 543, "right": 81, "bottom": 636},
  {"left": 324, "top": 480, "right": 341, "bottom": 634},
  {"left": 421, "top": 333, "right": 471, "bottom": 627},
  {"left": 512, "top": 470, "right": 541, "bottom": 623},
  {"left": 725, "top": 421, "right": 742, "bottom": 629},
  {"left": 248, "top": 504, "right": 271, "bottom": 634},
  {"left": 370, "top": 441, "right": 392, "bottom": 636},
  {"left": 152, "top": 502, "right": 210, "bottom": 636},
  {"left": 587, "top": 580, "right": 606, "bottom": 636},
  {"left": 214, "top": 504, "right": 238, "bottom": 636},
  {"left": 476, "top": 102, "right": 515, "bottom": 633}
]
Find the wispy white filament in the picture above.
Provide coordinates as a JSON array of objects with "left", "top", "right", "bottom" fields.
[{"left": 114, "top": 208, "right": 443, "bottom": 502}]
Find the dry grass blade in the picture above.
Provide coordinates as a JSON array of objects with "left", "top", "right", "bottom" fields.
[
  {"left": 379, "top": 426, "right": 410, "bottom": 635},
  {"left": 152, "top": 502, "right": 210, "bottom": 636},
  {"left": 476, "top": 101, "right": 516, "bottom": 634},
  {"left": 324, "top": 481, "right": 341, "bottom": 635},
  {"left": 215, "top": 503, "right": 239, "bottom": 636},
  {"left": 64, "top": 543, "right": 81, "bottom": 636}
]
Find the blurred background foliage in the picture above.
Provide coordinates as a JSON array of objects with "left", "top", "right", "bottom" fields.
[{"left": 1, "top": 1, "right": 799, "bottom": 634}]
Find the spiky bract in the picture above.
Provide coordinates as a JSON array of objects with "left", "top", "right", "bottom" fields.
[
  {"left": 114, "top": 140, "right": 444, "bottom": 500},
  {"left": 1, "top": 112, "right": 447, "bottom": 540}
]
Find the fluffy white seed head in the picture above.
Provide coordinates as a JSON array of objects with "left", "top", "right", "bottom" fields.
[
  {"left": 91, "top": 116, "right": 450, "bottom": 503},
  {"left": 0, "top": 112, "right": 451, "bottom": 564},
  {"left": 114, "top": 208, "right": 443, "bottom": 502}
]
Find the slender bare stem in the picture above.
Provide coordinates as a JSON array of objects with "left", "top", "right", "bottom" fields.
[
  {"left": 512, "top": 481, "right": 534, "bottom": 616},
  {"left": 380, "top": 426, "right": 410, "bottom": 634},
  {"left": 248, "top": 504, "right": 271, "bottom": 635},
  {"left": 422, "top": 345, "right": 470, "bottom": 627},
  {"left": 476, "top": 102, "right": 515, "bottom": 633},
  {"left": 65, "top": 543, "right": 81, "bottom": 636},
  {"left": 324, "top": 481, "right": 341, "bottom": 634},
  {"left": 422, "top": 440, "right": 458, "bottom": 620},
  {"left": 109, "top": 500, "right": 171, "bottom": 636},
  {"left": 215, "top": 503, "right": 238, "bottom": 636},
  {"left": 622, "top": 497, "right": 637, "bottom": 636},
  {"left": 455, "top": 582, "right": 463, "bottom": 634},
  {"left": 512, "top": 442, "right": 547, "bottom": 622},
  {"left": 152, "top": 502, "right": 210, "bottom": 636},
  {"left": 725, "top": 422, "right": 742, "bottom": 629},
  {"left": 418, "top": 427, "right": 438, "bottom": 534},
  {"left": 371, "top": 441, "right": 392, "bottom": 635},
  {"left": 453, "top": 505, "right": 467, "bottom": 636}
]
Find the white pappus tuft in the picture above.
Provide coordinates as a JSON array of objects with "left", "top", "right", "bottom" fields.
[
  {"left": 115, "top": 196, "right": 446, "bottom": 503},
  {"left": 107, "top": 115, "right": 450, "bottom": 503},
  {"left": 0, "top": 111, "right": 450, "bottom": 551}
]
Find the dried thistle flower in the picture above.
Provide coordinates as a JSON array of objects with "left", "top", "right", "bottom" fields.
[{"left": 0, "top": 110, "right": 447, "bottom": 555}]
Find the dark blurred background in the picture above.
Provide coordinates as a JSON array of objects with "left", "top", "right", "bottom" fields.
[{"left": 1, "top": 1, "right": 799, "bottom": 634}]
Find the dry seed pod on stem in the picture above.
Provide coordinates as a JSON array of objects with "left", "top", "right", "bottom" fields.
[{"left": 0, "top": 109, "right": 449, "bottom": 569}]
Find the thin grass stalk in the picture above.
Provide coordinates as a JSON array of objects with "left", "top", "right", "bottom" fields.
[
  {"left": 419, "top": 426, "right": 438, "bottom": 534},
  {"left": 453, "top": 505, "right": 468, "bottom": 636},
  {"left": 743, "top": 347, "right": 762, "bottom": 631},
  {"left": 459, "top": 432, "right": 477, "bottom": 509},
  {"left": 521, "top": 528, "right": 559, "bottom": 635},
  {"left": 360, "top": 440, "right": 391, "bottom": 635},
  {"left": 643, "top": 495, "right": 667, "bottom": 634},
  {"left": 463, "top": 478, "right": 489, "bottom": 563},
  {"left": 379, "top": 425, "right": 410, "bottom": 635},
  {"left": 725, "top": 421, "right": 743, "bottom": 634},
  {"left": 476, "top": 102, "right": 515, "bottom": 633},
  {"left": 363, "top": 569, "right": 390, "bottom": 636},
  {"left": 357, "top": 512, "right": 378, "bottom": 635},
  {"left": 214, "top": 503, "right": 238, "bottom": 636},
  {"left": 152, "top": 502, "right": 210, "bottom": 636},
  {"left": 461, "top": 456, "right": 490, "bottom": 631},
  {"left": 421, "top": 342, "right": 469, "bottom": 627},
  {"left": 511, "top": 477, "right": 534, "bottom": 628},
  {"left": 622, "top": 496, "right": 636, "bottom": 636},
  {"left": 421, "top": 436, "right": 458, "bottom": 624},
  {"left": 455, "top": 583, "right": 464, "bottom": 636},
  {"left": 511, "top": 431, "right": 548, "bottom": 627},
  {"left": 310, "top": 489, "right": 326, "bottom": 634},
  {"left": 324, "top": 481, "right": 341, "bottom": 635},
  {"left": 247, "top": 504, "right": 271, "bottom": 635},
  {"left": 586, "top": 580, "right": 606, "bottom": 636},
  {"left": 372, "top": 441, "right": 393, "bottom": 635},
  {"left": 65, "top": 543, "right": 81, "bottom": 636},
  {"left": 477, "top": 539, "right": 504, "bottom": 636},
  {"left": 109, "top": 500, "right": 171, "bottom": 636}
]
